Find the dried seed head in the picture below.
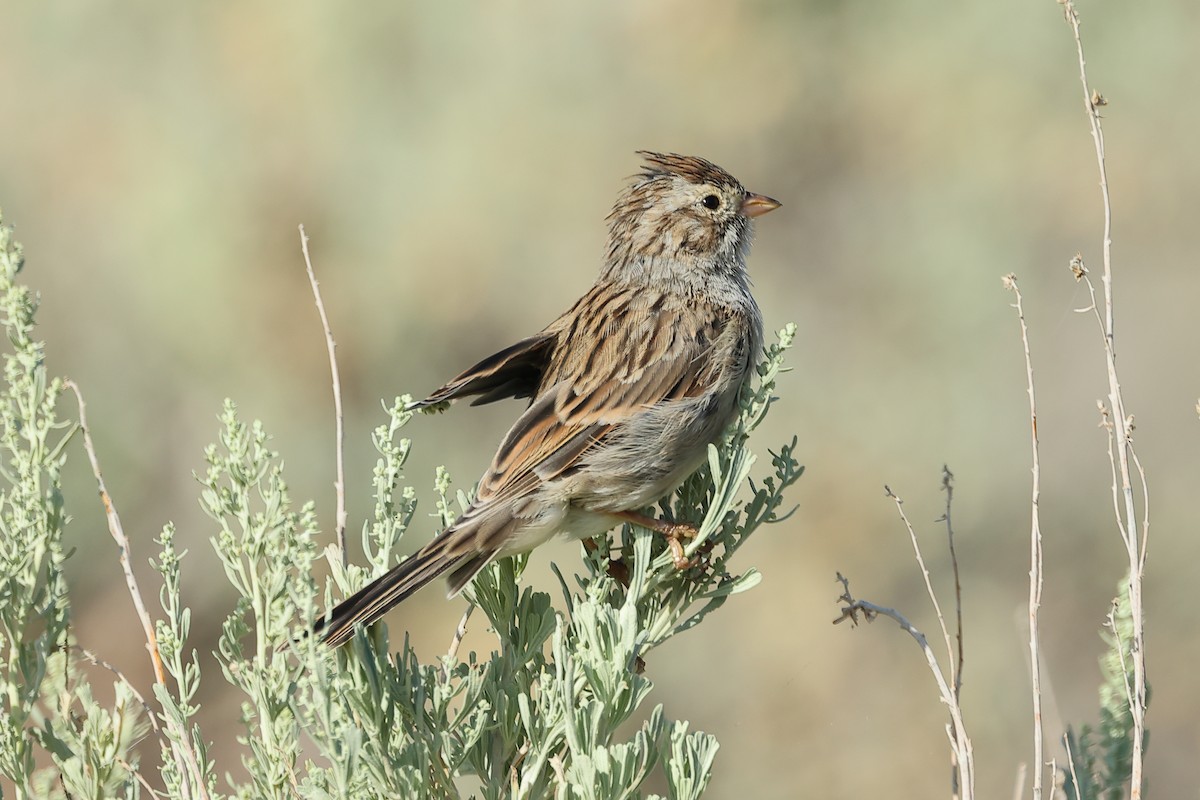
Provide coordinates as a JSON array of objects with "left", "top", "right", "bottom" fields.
[{"left": 1070, "top": 253, "right": 1087, "bottom": 280}]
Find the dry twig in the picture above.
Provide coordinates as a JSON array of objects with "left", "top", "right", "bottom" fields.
[
  {"left": 65, "top": 380, "right": 212, "bottom": 800},
  {"left": 883, "top": 486, "right": 956, "bottom": 686},
  {"left": 120, "top": 755, "right": 165, "bottom": 800},
  {"left": 1059, "top": 3, "right": 1148, "bottom": 794},
  {"left": 65, "top": 380, "right": 165, "bottom": 686},
  {"left": 1003, "top": 274, "right": 1046, "bottom": 799},
  {"left": 1063, "top": 732, "right": 1083, "bottom": 800},
  {"left": 939, "top": 466, "right": 965, "bottom": 700},
  {"left": 74, "top": 646, "right": 161, "bottom": 736},
  {"left": 834, "top": 571, "right": 974, "bottom": 800},
  {"left": 299, "top": 224, "right": 348, "bottom": 563},
  {"left": 443, "top": 603, "right": 475, "bottom": 681}
]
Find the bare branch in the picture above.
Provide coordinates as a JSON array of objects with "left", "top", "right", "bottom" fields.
[
  {"left": 834, "top": 572, "right": 974, "bottom": 800},
  {"left": 443, "top": 603, "right": 475, "bottom": 682},
  {"left": 74, "top": 646, "right": 162, "bottom": 737},
  {"left": 881, "top": 486, "right": 968, "bottom": 800},
  {"left": 120, "top": 756, "right": 166, "bottom": 800},
  {"left": 1063, "top": 732, "right": 1083, "bottom": 800},
  {"left": 65, "top": 380, "right": 212, "bottom": 800},
  {"left": 1003, "top": 275, "right": 1046, "bottom": 800},
  {"left": 298, "top": 224, "right": 348, "bottom": 564},
  {"left": 1105, "top": 600, "right": 1137, "bottom": 729},
  {"left": 883, "top": 486, "right": 956, "bottom": 682},
  {"left": 66, "top": 380, "right": 166, "bottom": 685},
  {"left": 1059, "top": 3, "right": 1148, "bottom": 794},
  {"left": 940, "top": 465, "right": 965, "bottom": 700}
]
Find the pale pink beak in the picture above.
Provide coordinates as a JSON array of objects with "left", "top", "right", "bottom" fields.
[{"left": 741, "top": 192, "right": 781, "bottom": 218}]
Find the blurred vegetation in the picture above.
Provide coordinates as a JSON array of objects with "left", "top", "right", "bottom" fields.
[
  {"left": 1063, "top": 575, "right": 1148, "bottom": 800},
  {"left": 1, "top": 2, "right": 1196, "bottom": 797}
]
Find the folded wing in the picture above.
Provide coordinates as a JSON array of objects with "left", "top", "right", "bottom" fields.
[{"left": 410, "top": 332, "right": 556, "bottom": 409}]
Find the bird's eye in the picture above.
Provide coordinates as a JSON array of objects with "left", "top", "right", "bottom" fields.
[{"left": 701, "top": 194, "right": 721, "bottom": 210}]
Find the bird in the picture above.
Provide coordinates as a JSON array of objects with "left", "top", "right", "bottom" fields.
[{"left": 315, "top": 151, "right": 780, "bottom": 647}]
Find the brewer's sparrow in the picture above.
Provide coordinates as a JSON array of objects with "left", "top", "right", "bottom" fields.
[{"left": 317, "top": 152, "right": 779, "bottom": 647}]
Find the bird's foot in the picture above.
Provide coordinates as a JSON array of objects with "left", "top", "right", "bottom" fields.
[
  {"left": 612, "top": 512, "right": 701, "bottom": 570},
  {"left": 666, "top": 537, "right": 694, "bottom": 570}
]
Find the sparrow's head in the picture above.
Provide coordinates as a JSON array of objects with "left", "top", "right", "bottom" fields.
[{"left": 604, "top": 151, "right": 780, "bottom": 276}]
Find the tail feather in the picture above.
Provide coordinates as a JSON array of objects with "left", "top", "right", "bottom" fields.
[
  {"left": 316, "top": 547, "right": 464, "bottom": 648},
  {"left": 314, "top": 501, "right": 520, "bottom": 647},
  {"left": 446, "top": 553, "right": 495, "bottom": 597}
]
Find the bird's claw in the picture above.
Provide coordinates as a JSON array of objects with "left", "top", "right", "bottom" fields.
[{"left": 667, "top": 537, "right": 695, "bottom": 569}]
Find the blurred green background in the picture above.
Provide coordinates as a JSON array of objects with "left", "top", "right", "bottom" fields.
[{"left": 3, "top": 1, "right": 1198, "bottom": 796}]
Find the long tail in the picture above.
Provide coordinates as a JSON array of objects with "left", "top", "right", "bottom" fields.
[
  {"left": 314, "top": 539, "right": 500, "bottom": 648},
  {"left": 315, "top": 546, "right": 464, "bottom": 648}
]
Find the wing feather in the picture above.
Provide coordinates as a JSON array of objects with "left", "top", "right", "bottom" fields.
[
  {"left": 473, "top": 285, "right": 726, "bottom": 507},
  {"left": 411, "top": 332, "right": 555, "bottom": 409}
]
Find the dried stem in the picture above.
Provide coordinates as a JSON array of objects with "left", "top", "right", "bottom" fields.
[
  {"left": 940, "top": 467, "right": 966, "bottom": 800},
  {"left": 940, "top": 466, "right": 965, "bottom": 700},
  {"left": 115, "top": 755, "right": 164, "bottom": 800},
  {"left": 65, "top": 380, "right": 167, "bottom": 684},
  {"left": 835, "top": 572, "right": 974, "bottom": 800},
  {"left": 65, "top": 380, "right": 212, "bottom": 800},
  {"left": 443, "top": 603, "right": 475, "bottom": 681},
  {"left": 881, "top": 487, "right": 968, "bottom": 800},
  {"left": 1060, "top": 3, "right": 1147, "bottom": 794},
  {"left": 74, "top": 646, "right": 161, "bottom": 736},
  {"left": 1131, "top": 448, "right": 1150, "bottom": 577},
  {"left": 1063, "top": 732, "right": 1083, "bottom": 800},
  {"left": 1105, "top": 601, "right": 1136, "bottom": 717},
  {"left": 1003, "top": 275, "right": 1045, "bottom": 799},
  {"left": 883, "top": 487, "right": 956, "bottom": 686},
  {"left": 298, "top": 224, "right": 348, "bottom": 564}
]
